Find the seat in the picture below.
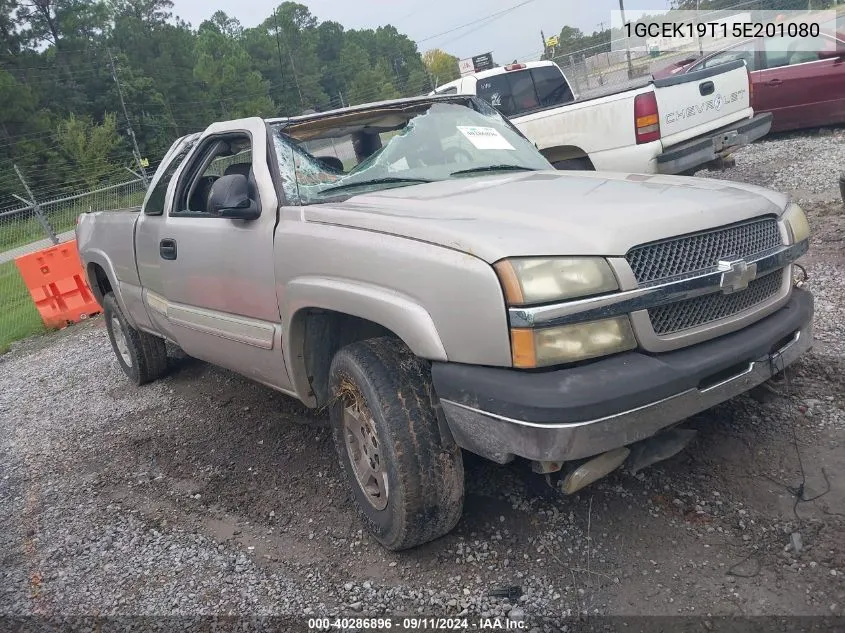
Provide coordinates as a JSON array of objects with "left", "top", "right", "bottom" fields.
[
  {"left": 224, "top": 162, "right": 252, "bottom": 178},
  {"left": 206, "top": 165, "right": 260, "bottom": 212},
  {"left": 222, "top": 161, "right": 258, "bottom": 202},
  {"left": 189, "top": 175, "right": 219, "bottom": 212},
  {"left": 316, "top": 156, "right": 344, "bottom": 172}
]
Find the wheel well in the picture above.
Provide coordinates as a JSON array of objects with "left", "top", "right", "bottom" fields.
[
  {"left": 541, "top": 145, "right": 593, "bottom": 167},
  {"left": 296, "top": 309, "right": 396, "bottom": 407},
  {"left": 87, "top": 263, "right": 112, "bottom": 304}
]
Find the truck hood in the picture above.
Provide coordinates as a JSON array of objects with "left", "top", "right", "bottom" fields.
[{"left": 303, "top": 171, "right": 788, "bottom": 263}]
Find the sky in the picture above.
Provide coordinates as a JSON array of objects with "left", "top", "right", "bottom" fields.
[{"left": 170, "top": 0, "right": 672, "bottom": 63}]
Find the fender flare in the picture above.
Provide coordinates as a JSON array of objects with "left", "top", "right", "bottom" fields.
[
  {"left": 283, "top": 276, "right": 447, "bottom": 406},
  {"left": 80, "top": 249, "right": 137, "bottom": 328}
]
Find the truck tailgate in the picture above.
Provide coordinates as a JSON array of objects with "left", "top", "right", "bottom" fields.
[{"left": 653, "top": 59, "right": 752, "bottom": 146}]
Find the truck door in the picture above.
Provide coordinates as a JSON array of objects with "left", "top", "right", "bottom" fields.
[
  {"left": 136, "top": 118, "right": 292, "bottom": 391},
  {"left": 134, "top": 134, "right": 198, "bottom": 338}
]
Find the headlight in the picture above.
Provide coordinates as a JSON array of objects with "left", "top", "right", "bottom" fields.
[
  {"left": 494, "top": 257, "right": 619, "bottom": 306},
  {"left": 783, "top": 203, "right": 810, "bottom": 244},
  {"left": 511, "top": 317, "right": 637, "bottom": 368}
]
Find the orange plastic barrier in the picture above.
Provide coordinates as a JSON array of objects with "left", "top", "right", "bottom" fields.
[{"left": 14, "top": 239, "right": 102, "bottom": 329}]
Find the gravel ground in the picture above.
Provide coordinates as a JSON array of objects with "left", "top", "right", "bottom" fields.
[
  {"left": 1, "top": 127, "right": 844, "bottom": 630},
  {"left": 703, "top": 125, "right": 845, "bottom": 205}
]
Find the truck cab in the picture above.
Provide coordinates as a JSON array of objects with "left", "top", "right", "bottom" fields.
[{"left": 77, "top": 94, "right": 811, "bottom": 552}]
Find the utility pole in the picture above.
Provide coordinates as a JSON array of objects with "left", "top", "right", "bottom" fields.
[
  {"left": 696, "top": 0, "right": 703, "bottom": 56},
  {"left": 108, "top": 48, "right": 149, "bottom": 187},
  {"left": 274, "top": 7, "right": 305, "bottom": 108},
  {"left": 272, "top": 7, "right": 287, "bottom": 94},
  {"left": 14, "top": 164, "right": 58, "bottom": 245},
  {"left": 617, "top": 0, "right": 635, "bottom": 79}
]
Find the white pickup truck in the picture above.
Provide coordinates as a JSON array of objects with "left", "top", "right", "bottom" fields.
[{"left": 431, "top": 59, "right": 772, "bottom": 174}]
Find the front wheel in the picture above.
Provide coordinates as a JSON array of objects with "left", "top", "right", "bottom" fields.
[
  {"left": 329, "top": 337, "right": 465, "bottom": 551},
  {"left": 103, "top": 292, "right": 168, "bottom": 386}
]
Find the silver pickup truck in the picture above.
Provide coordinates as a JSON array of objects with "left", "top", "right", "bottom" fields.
[{"left": 77, "top": 94, "right": 813, "bottom": 551}]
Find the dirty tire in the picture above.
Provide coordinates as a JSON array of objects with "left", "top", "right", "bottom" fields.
[
  {"left": 553, "top": 158, "right": 593, "bottom": 171},
  {"left": 103, "top": 292, "right": 168, "bottom": 386},
  {"left": 329, "top": 337, "right": 465, "bottom": 551}
]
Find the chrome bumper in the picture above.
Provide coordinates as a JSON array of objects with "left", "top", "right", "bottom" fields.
[
  {"left": 656, "top": 112, "right": 773, "bottom": 175},
  {"left": 439, "top": 318, "right": 812, "bottom": 464}
]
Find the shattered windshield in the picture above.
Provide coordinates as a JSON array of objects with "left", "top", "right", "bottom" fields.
[{"left": 271, "top": 99, "right": 552, "bottom": 205}]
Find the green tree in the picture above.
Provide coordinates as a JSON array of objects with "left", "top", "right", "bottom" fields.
[
  {"left": 348, "top": 59, "right": 400, "bottom": 105},
  {"left": 243, "top": 3, "right": 328, "bottom": 113},
  {"left": 54, "top": 113, "right": 124, "bottom": 189},
  {"left": 194, "top": 17, "right": 275, "bottom": 118},
  {"left": 0, "top": 0, "right": 454, "bottom": 208},
  {"left": 0, "top": 0, "right": 22, "bottom": 56},
  {"left": 110, "top": 0, "right": 173, "bottom": 23},
  {"left": 423, "top": 48, "right": 460, "bottom": 87},
  {"left": 542, "top": 25, "right": 611, "bottom": 62}
]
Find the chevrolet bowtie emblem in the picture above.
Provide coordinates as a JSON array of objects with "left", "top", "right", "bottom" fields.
[{"left": 718, "top": 258, "right": 757, "bottom": 294}]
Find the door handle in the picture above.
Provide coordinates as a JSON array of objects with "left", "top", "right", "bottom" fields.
[
  {"left": 160, "top": 238, "right": 177, "bottom": 260},
  {"left": 765, "top": 78, "right": 783, "bottom": 87},
  {"left": 699, "top": 80, "right": 715, "bottom": 96}
]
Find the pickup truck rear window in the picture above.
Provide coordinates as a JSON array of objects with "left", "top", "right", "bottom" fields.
[{"left": 476, "top": 66, "right": 574, "bottom": 117}]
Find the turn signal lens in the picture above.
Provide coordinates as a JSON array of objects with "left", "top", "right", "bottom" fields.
[{"left": 510, "top": 317, "right": 637, "bottom": 368}]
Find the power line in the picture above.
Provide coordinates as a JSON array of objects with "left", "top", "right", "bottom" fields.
[
  {"left": 416, "top": 0, "right": 539, "bottom": 44},
  {"left": 436, "top": 11, "right": 518, "bottom": 49}
]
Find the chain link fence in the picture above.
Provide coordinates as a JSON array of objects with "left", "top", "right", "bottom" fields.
[{"left": 0, "top": 179, "right": 145, "bottom": 352}]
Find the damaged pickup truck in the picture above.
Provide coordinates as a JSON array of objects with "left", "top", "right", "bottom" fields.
[{"left": 77, "top": 94, "right": 813, "bottom": 551}]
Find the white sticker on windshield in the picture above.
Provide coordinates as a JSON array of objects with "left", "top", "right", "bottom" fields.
[{"left": 457, "top": 126, "right": 515, "bottom": 151}]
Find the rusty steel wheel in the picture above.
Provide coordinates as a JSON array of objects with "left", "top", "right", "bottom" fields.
[
  {"left": 342, "top": 400, "right": 389, "bottom": 511},
  {"left": 329, "top": 337, "right": 465, "bottom": 551}
]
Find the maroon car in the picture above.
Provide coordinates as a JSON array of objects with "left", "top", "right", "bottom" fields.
[{"left": 653, "top": 30, "right": 845, "bottom": 132}]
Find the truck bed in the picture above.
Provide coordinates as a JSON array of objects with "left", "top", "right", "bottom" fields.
[
  {"left": 76, "top": 209, "right": 142, "bottom": 288},
  {"left": 576, "top": 76, "right": 653, "bottom": 103}
]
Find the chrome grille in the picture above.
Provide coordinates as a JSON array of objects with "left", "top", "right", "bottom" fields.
[
  {"left": 626, "top": 217, "right": 782, "bottom": 285},
  {"left": 648, "top": 269, "right": 784, "bottom": 336}
]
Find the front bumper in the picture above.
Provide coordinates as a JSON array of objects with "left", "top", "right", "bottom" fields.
[
  {"left": 432, "top": 288, "right": 813, "bottom": 464},
  {"left": 656, "top": 112, "right": 773, "bottom": 175}
]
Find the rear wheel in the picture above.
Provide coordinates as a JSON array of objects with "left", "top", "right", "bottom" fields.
[
  {"left": 103, "top": 292, "right": 168, "bottom": 386},
  {"left": 329, "top": 337, "right": 465, "bottom": 551}
]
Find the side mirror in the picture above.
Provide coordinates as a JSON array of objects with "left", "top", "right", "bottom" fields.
[{"left": 207, "top": 174, "right": 260, "bottom": 220}]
